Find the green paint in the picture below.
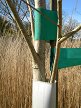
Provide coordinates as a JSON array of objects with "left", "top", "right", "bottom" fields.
[
  {"left": 50, "top": 48, "right": 81, "bottom": 70},
  {"left": 34, "top": 8, "right": 58, "bottom": 40}
]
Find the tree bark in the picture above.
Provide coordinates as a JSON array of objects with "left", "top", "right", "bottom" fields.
[
  {"left": 26, "top": 0, "right": 34, "bottom": 40},
  {"left": 6, "top": 0, "right": 46, "bottom": 81},
  {"left": 6, "top": 0, "right": 40, "bottom": 65},
  {"left": 33, "top": 0, "right": 46, "bottom": 81}
]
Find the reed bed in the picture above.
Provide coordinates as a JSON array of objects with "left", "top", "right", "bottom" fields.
[{"left": 0, "top": 36, "right": 81, "bottom": 108}]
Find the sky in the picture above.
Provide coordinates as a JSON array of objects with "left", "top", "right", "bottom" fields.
[
  {"left": 62, "top": 0, "right": 81, "bottom": 22},
  {"left": 46, "top": 0, "right": 81, "bottom": 23},
  {"left": 0, "top": 0, "right": 81, "bottom": 23}
]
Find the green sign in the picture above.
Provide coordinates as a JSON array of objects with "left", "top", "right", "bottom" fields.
[
  {"left": 50, "top": 48, "right": 81, "bottom": 70},
  {"left": 34, "top": 8, "right": 58, "bottom": 40}
]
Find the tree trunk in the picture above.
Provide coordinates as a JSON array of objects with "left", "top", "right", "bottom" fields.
[
  {"left": 50, "top": 0, "right": 57, "bottom": 11},
  {"left": 33, "top": 0, "right": 46, "bottom": 81}
]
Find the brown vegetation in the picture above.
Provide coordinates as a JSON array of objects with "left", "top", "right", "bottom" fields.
[
  {"left": 0, "top": 35, "right": 32, "bottom": 108},
  {"left": 0, "top": 36, "right": 81, "bottom": 108}
]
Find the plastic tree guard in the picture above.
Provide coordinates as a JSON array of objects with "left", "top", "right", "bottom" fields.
[{"left": 32, "top": 80, "right": 56, "bottom": 108}]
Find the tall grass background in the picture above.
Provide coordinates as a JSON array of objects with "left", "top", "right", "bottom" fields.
[{"left": 0, "top": 35, "right": 81, "bottom": 108}]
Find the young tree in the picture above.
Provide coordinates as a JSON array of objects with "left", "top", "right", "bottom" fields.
[
  {"left": 1, "top": 0, "right": 81, "bottom": 107},
  {"left": 6, "top": 0, "right": 81, "bottom": 82},
  {"left": 33, "top": 0, "right": 46, "bottom": 81}
]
